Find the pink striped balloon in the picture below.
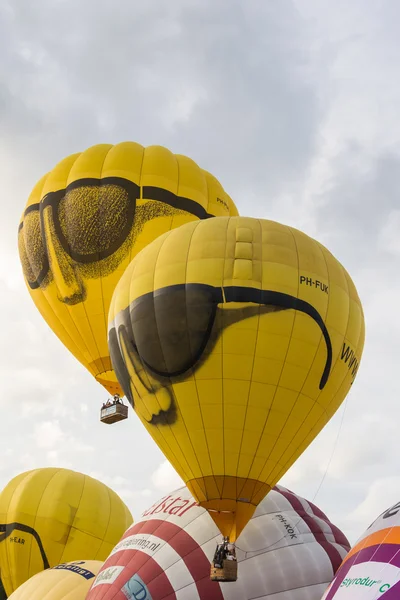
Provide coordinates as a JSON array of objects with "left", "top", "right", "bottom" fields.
[{"left": 86, "top": 485, "right": 349, "bottom": 600}]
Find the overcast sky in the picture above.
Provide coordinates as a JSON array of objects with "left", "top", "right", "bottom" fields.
[{"left": 1, "top": 0, "right": 399, "bottom": 547}]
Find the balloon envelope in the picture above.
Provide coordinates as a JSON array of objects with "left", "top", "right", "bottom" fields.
[
  {"left": 108, "top": 216, "right": 365, "bottom": 540},
  {"left": 18, "top": 142, "right": 238, "bottom": 396},
  {"left": 7, "top": 560, "right": 102, "bottom": 600},
  {"left": 321, "top": 501, "right": 400, "bottom": 598},
  {"left": 86, "top": 485, "right": 350, "bottom": 600},
  {"left": 0, "top": 468, "right": 132, "bottom": 595}
]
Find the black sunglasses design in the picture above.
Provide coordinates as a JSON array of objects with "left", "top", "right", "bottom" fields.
[
  {"left": 18, "top": 177, "right": 213, "bottom": 290},
  {"left": 0, "top": 522, "right": 49, "bottom": 569},
  {"left": 109, "top": 283, "right": 332, "bottom": 415}
]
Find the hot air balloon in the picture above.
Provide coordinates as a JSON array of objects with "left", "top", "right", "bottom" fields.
[
  {"left": 108, "top": 216, "right": 365, "bottom": 548},
  {"left": 86, "top": 484, "right": 350, "bottom": 599},
  {"left": 7, "top": 560, "right": 102, "bottom": 600},
  {"left": 17, "top": 142, "right": 238, "bottom": 404},
  {"left": 0, "top": 468, "right": 132, "bottom": 596},
  {"left": 321, "top": 500, "right": 400, "bottom": 598}
]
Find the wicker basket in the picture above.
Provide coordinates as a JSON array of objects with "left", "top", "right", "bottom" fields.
[
  {"left": 100, "top": 403, "right": 128, "bottom": 424},
  {"left": 210, "top": 559, "right": 238, "bottom": 582}
]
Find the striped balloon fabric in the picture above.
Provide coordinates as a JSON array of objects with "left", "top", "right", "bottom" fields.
[
  {"left": 86, "top": 485, "right": 349, "bottom": 600},
  {"left": 322, "top": 501, "right": 400, "bottom": 599}
]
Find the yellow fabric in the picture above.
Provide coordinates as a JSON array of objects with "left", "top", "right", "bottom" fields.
[
  {"left": 0, "top": 468, "right": 132, "bottom": 596},
  {"left": 7, "top": 560, "right": 102, "bottom": 600},
  {"left": 18, "top": 142, "right": 238, "bottom": 395},
  {"left": 108, "top": 216, "right": 365, "bottom": 541}
]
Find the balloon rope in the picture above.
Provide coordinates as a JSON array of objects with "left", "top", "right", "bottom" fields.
[
  {"left": 235, "top": 397, "right": 349, "bottom": 557},
  {"left": 311, "top": 396, "right": 349, "bottom": 503}
]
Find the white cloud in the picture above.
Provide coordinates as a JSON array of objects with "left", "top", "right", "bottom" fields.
[
  {"left": 342, "top": 478, "right": 400, "bottom": 542},
  {"left": 378, "top": 209, "right": 400, "bottom": 255},
  {"left": 0, "top": 0, "right": 398, "bottom": 553},
  {"left": 349, "top": 478, "right": 400, "bottom": 527},
  {"left": 33, "top": 421, "right": 65, "bottom": 449},
  {"left": 151, "top": 460, "right": 184, "bottom": 493}
]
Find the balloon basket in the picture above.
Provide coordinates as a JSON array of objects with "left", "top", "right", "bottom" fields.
[
  {"left": 100, "top": 402, "right": 128, "bottom": 424},
  {"left": 210, "top": 559, "right": 238, "bottom": 582}
]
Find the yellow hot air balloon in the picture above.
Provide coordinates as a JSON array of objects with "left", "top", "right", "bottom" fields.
[
  {"left": 17, "top": 142, "right": 238, "bottom": 397},
  {"left": 0, "top": 468, "right": 132, "bottom": 596},
  {"left": 7, "top": 560, "right": 102, "bottom": 600},
  {"left": 108, "top": 216, "right": 365, "bottom": 542}
]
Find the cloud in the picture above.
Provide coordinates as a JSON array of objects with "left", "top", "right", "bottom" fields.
[
  {"left": 88, "top": 470, "right": 154, "bottom": 512},
  {"left": 151, "top": 460, "right": 184, "bottom": 493},
  {"left": 378, "top": 209, "right": 400, "bottom": 256},
  {"left": 342, "top": 478, "right": 400, "bottom": 542},
  {"left": 33, "top": 420, "right": 65, "bottom": 449},
  {"left": 0, "top": 0, "right": 399, "bottom": 552}
]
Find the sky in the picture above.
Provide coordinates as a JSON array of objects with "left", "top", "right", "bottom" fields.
[{"left": 0, "top": 0, "right": 399, "bottom": 546}]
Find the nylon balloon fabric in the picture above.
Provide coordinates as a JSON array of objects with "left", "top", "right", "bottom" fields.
[
  {"left": 86, "top": 485, "right": 350, "bottom": 600},
  {"left": 7, "top": 560, "right": 102, "bottom": 600},
  {"left": 0, "top": 468, "right": 133, "bottom": 596},
  {"left": 321, "top": 501, "right": 400, "bottom": 598},
  {"left": 108, "top": 216, "right": 365, "bottom": 541},
  {"left": 18, "top": 142, "right": 238, "bottom": 396}
]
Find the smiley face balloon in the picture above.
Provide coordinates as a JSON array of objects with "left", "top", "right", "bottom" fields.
[
  {"left": 18, "top": 142, "right": 238, "bottom": 396},
  {"left": 108, "top": 216, "right": 365, "bottom": 541}
]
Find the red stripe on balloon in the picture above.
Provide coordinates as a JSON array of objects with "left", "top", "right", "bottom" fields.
[
  {"left": 328, "top": 522, "right": 350, "bottom": 551},
  {"left": 87, "top": 518, "right": 223, "bottom": 600},
  {"left": 307, "top": 499, "right": 329, "bottom": 520},
  {"left": 278, "top": 488, "right": 344, "bottom": 572},
  {"left": 136, "top": 554, "right": 178, "bottom": 600},
  {"left": 306, "top": 499, "right": 350, "bottom": 550},
  {"left": 128, "top": 519, "right": 224, "bottom": 599},
  {"left": 86, "top": 551, "right": 177, "bottom": 600}
]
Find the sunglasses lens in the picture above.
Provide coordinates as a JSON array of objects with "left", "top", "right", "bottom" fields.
[
  {"left": 18, "top": 210, "right": 48, "bottom": 286},
  {"left": 58, "top": 183, "right": 135, "bottom": 260},
  {"left": 130, "top": 285, "right": 217, "bottom": 376}
]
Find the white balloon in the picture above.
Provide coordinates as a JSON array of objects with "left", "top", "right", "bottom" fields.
[{"left": 87, "top": 485, "right": 349, "bottom": 600}]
